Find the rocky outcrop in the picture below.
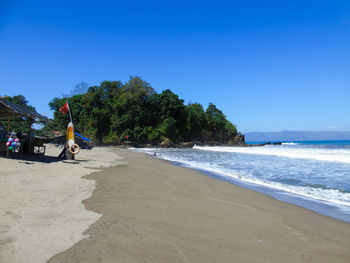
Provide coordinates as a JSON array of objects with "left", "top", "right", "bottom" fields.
[
  {"left": 128, "top": 133, "right": 247, "bottom": 148},
  {"left": 160, "top": 138, "right": 172, "bottom": 147}
]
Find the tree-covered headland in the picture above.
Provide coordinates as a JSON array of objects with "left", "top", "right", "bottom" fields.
[{"left": 5, "top": 77, "right": 245, "bottom": 146}]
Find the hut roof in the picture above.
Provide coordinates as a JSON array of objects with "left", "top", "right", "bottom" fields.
[{"left": 0, "top": 98, "right": 48, "bottom": 121}]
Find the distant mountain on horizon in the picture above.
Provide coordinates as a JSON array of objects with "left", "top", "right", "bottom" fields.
[{"left": 244, "top": 131, "right": 350, "bottom": 142}]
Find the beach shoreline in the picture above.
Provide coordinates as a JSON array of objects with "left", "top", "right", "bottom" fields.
[
  {"left": 168, "top": 160, "right": 350, "bottom": 223},
  {"left": 135, "top": 145, "right": 350, "bottom": 223},
  {"left": 48, "top": 148, "right": 350, "bottom": 263}
]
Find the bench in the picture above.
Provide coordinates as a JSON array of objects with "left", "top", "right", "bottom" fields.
[{"left": 33, "top": 145, "right": 46, "bottom": 155}]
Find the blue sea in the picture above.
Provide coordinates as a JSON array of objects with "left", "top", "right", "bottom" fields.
[{"left": 133, "top": 140, "right": 350, "bottom": 223}]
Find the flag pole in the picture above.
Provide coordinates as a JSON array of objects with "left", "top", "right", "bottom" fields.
[{"left": 67, "top": 101, "right": 73, "bottom": 123}]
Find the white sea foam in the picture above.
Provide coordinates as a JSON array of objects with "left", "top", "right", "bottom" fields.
[
  {"left": 193, "top": 145, "right": 350, "bottom": 164},
  {"left": 281, "top": 142, "right": 299, "bottom": 146}
]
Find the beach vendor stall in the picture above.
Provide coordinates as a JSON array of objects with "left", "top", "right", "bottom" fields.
[{"left": 0, "top": 98, "right": 48, "bottom": 157}]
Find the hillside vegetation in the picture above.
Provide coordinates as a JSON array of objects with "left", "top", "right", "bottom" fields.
[{"left": 45, "top": 77, "right": 240, "bottom": 146}]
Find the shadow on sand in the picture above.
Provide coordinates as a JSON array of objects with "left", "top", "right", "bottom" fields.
[
  {"left": 1, "top": 151, "right": 91, "bottom": 164},
  {"left": 1, "top": 152, "right": 63, "bottom": 164}
]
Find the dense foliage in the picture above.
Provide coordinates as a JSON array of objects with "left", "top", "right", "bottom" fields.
[
  {"left": 48, "top": 77, "right": 238, "bottom": 145},
  {"left": 46, "top": 77, "right": 238, "bottom": 145}
]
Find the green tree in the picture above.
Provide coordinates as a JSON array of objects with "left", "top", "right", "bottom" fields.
[
  {"left": 186, "top": 103, "right": 206, "bottom": 139},
  {"left": 124, "top": 76, "right": 156, "bottom": 96},
  {"left": 206, "top": 103, "right": 226, "bottom": 136},
  {"left": 205, "top": 103, "right": 237, "bottom": 140},
  {"left": 155, "top": 90, "right": 187, "bottom": 140}
]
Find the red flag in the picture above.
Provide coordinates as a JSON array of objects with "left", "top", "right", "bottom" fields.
[{"left": 59, "top": 101, "right": 69, "bottom": 115}]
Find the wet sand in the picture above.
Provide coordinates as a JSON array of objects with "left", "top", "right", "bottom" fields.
[{"left": 48, "top": 148, "right": 350, "bottom": 263}]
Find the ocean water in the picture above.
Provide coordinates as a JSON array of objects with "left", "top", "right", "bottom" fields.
[{"left": 132, "top": 140, "right": 350, "bottom": 223}]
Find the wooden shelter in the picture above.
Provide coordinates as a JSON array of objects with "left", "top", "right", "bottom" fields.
[
  {"left": 0, "top": 98, "right": 48, "bottom": 120},
  {"left": 0, "top": 98, "right": 48, "bottom": 156}
]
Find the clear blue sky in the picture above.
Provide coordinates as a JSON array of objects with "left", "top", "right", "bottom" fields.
[{"left": 1, "top": 0, "right": 349, "bottom": 132}]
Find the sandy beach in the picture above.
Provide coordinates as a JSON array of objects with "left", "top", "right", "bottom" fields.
[
  {"left": 44, "top": 148, "right": 350, "bottom": 263},
  {"left": 1, "top": 147, "right": 350, "bottom": 262},
  {"left": 0, "top": 145, "right": 122, "bottom": 263}
]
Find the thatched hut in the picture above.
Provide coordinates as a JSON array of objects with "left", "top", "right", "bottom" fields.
[{"left": 0, "top": 98, "right": 48, "bottom": 156}]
